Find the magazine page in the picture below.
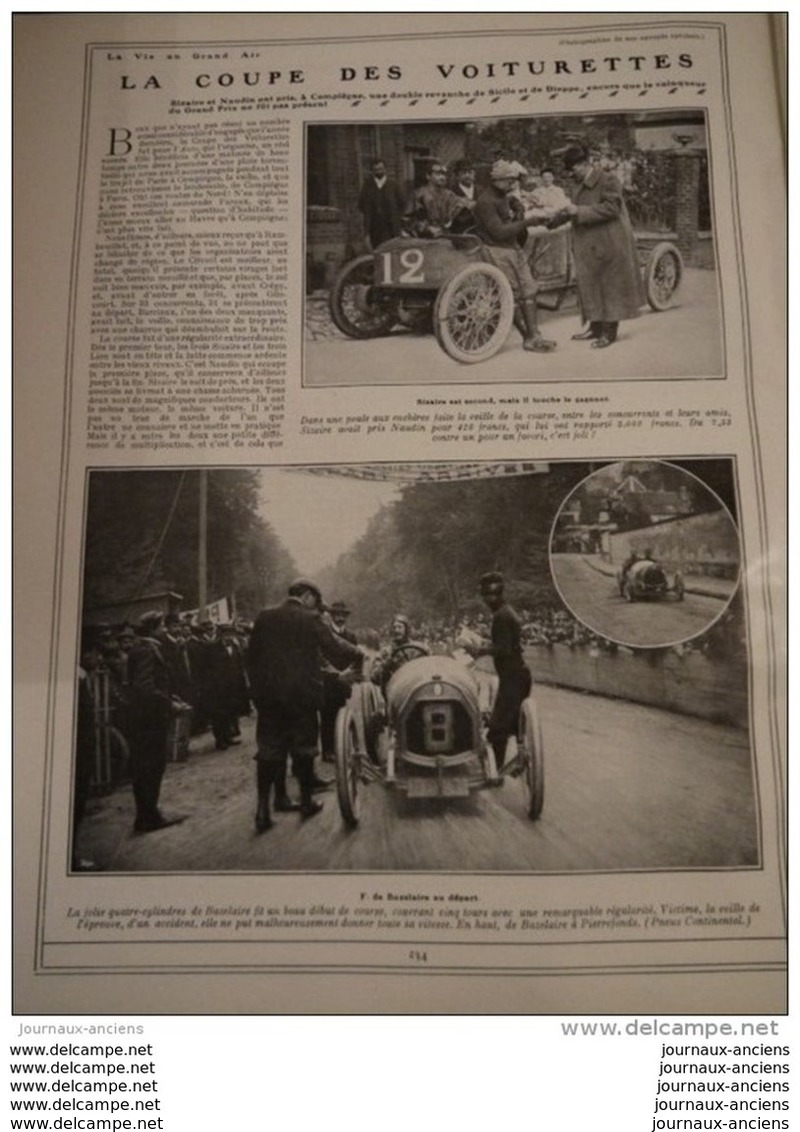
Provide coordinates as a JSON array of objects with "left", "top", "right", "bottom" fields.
[{"left": 14, "top": 12, "right": 785, "bottom": 1015}]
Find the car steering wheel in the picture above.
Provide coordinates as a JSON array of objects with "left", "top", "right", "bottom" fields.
[{"left": 392, "top": 644, "right": 429, "bottom": 665}]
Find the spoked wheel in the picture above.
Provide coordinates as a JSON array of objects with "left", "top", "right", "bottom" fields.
[
  {"left": 334, "top": 705, "right": 362, "bottom": 827},
  {"left": 518, "top": 700, "right": 544, "bottom": 821},
  {"left": 329, "top": 255, "right": 398, "bottom": 338},
  {"left": 351, "top": 681, "right": 384, "bottom": 764},
  {"left": 433, "top": 263, "right": 515, "bottom": 363},
  {"left": 644, "top": 242, "right": 684, "bottom": 311}
]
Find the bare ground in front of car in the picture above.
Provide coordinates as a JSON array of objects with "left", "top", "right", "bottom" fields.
[
  {"left": 75, "top": 681, "right": 756, "bottom": 873},
  {"left": 303, "top": 269, "right": 722, "bottom": 386}
]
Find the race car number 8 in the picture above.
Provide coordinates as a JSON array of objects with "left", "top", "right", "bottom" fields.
[{"left": 382, "top": 248, "right": 425, "bottom": 284}]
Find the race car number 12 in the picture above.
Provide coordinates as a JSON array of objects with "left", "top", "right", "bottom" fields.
[{"left": 382, "top": 248, "right": 425, "bottom": 284}]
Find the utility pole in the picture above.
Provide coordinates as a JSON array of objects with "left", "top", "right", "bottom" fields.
[{"left": 198, "top": 469, "right": 208, "bottom": 617}]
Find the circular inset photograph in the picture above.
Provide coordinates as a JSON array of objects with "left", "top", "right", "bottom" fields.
[{"left": 549, "top": 460, "right": 741, "bottom": 649}]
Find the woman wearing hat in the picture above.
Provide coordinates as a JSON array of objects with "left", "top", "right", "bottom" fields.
[{"left": 557, "top": 145, "right": 646, "bottom": 348}]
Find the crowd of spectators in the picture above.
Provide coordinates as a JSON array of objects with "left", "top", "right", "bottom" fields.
[
  {"left": 77, "top": 593, "right": 746, "bottom": 799},
  {"left": 376, "top": 597, "right": 747, "bottom": 662},
  {"left": 79, "top": 614, "right": 253, "bottom": 776}
]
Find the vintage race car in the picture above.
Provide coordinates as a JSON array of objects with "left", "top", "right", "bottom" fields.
[
  {"left": 328, "top": 231, "right": 683, "bottom": 365},
  {"left": 333, "top": 652, "right": 544, "bottom": 827},
  {"left": 617, "top": 558, "right": 685, "bottom": 602}
]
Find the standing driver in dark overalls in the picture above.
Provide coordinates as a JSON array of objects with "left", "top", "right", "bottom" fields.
[{"left": 465, "top": 572, "right": 533, "bottom": 774}]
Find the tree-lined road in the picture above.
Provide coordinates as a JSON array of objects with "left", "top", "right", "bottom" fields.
[{"left": 78, "top": 683, "right": 756, "bottom": 874}]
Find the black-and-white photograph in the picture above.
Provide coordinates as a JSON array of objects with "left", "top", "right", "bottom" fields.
[
  {"left": 304, "top": 110, "right": 722, "bottom": 385},
  {"left": 549, "top": 459, "right": 741, "bottom": 648},
  {"left": 72, "top": 460, "right": 755, "bottom": 875}
]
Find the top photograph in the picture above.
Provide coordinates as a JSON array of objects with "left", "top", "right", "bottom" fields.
[{"left": 303, "top": 108, "right": 722, "bottom": 386}]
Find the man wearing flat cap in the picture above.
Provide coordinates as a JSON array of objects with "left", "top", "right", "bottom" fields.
[
  {"left": 465, "top": 573, "right": 532, "bottom": 774},
  {"left": 554, "top": 145, "right": 646, "bottom": 348},
  {"left": 126, "top": 611, "right": 187, "bottom": 833},
  {"left": 472, "top": 159, "right": 557, "bottom": 353},
  {"left": 246, "top": 579, "right": 363, "bottom": 831}
]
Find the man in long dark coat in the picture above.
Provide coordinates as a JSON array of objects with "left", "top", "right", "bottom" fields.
[
  {"left": 126, "top": 611, "right": 186, "bottom": 833},
  {"left": 357, "top": 159, "right": 406, "bottom": 249},
  {"left": 205, "top": 623, "right": 250, "bottom": 750},
  {"left": 559, "top": 145, "right": 646, "bottom": 348},
  {"left": 246, "top": 579, "right": 362, "bottom": 831}
]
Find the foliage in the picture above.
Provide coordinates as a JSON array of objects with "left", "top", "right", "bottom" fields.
[
  {"left": 83, "top": 469, "right": 296, "bottom": 618},
  {"left": 624, "top": 151, "right": 677, "bottom": 231},
  {"left": 469, "top": 114, "right": 635, "bottom": 174},
  {"left": 325, "top": 465, "right": 590, "bottom": 628}
]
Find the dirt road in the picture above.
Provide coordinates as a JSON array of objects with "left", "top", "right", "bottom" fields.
[{"left": 77, "top": 683, "right": 756, "bottom": 874}]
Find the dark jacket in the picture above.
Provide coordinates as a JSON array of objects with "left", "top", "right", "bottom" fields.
[
  {"left": 358, "top": 176, "right": 406, "bottom": 248},
  {"left": 126, "top": 636, "right": 172, "bottom": 721},
  {"left": 206, "top": 639, "right": 250, "bottom": 716},
  {"left": 473, "top": 185, "right": 529, "bottom": 248},
  {"left": 490, "top": 603, "right": 528, "bottom": 679},
  {"left": 247, "top": 599, "right": 361, "bottom": 712},
  {"left": 569, "top": 168, "right": 646, "bottom": 321}
]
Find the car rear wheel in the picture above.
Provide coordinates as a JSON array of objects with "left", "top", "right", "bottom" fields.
[
  {"left": 518, "top": 700, "right": 545, "bottom": 821},
  {"left": 433, "top": 263, "right": 515, "bottom": 363},
  {"left": 644, "top": 242, "right": 683, "bottom": 311},
  {"left": 334, "top": 705, "right": 361, "bottom": 827},
  {"left": 329, "top": 254, "right": 398, "bottom": 338}
]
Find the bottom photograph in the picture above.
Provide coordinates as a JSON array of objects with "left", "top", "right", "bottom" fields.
[{"left": 71, "top": 458, "right": 754, "bottom": 875}]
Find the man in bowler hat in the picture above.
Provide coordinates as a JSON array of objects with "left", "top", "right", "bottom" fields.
[
  {"left": 246, "top": 579, "right": 363, "bottom": 831},
  {"left": 556, "top": 144, "right": 646, "bottom": 348}
]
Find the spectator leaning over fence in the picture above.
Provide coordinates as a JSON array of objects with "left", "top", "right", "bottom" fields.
[{"left": 473, "top": 159, "right": 557, "bottom": 353}]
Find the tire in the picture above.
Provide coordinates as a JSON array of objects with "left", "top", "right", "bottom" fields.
[
  {"left": 328, "top": 255, "right": 398, "bottom": 339},
  {"left": 644, "top": 242, "right": 683, "bottom": 311},
  {"left": 433, "top": 263, "right": 515, "bottom": 363},
  {"left": 353, "top": 681, "right": 384, "bottom": 764},
  {"left": 519, "top": 700, "right": 545, "bottom": 821},
  {"left": 334, "top": 706, "right": 361, "bottom": 827}
]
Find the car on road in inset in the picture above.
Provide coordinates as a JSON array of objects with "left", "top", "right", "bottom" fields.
[
  {"left": 333, "top": 653, "right": 544, "bottom": 827},
  {"left": 617, "top": 557, "right": 685, "bottom": 603},
  {"left": 328, "top": 231, "right": 684, "bottom": 365}
]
